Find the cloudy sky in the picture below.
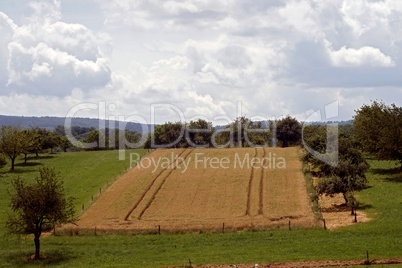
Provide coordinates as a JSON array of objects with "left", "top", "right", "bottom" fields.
[{"left": 1, "top": 0, "right": 402, "bottom": 124}]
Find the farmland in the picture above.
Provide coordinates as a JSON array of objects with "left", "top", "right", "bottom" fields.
[
  {"left": 0, "top": 149, "right": 401, "bottom": 267},
  {"left": 73, "top": 147, "right": 317, "bottom": 232}
]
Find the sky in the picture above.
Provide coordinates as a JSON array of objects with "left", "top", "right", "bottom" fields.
[{"left": 0, "top": 0, "right": 402, "bottom": 124}]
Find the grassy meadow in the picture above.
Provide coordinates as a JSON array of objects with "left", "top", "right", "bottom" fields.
[{"left": 0, "top": 149, "right": 400, "bottom": 267}]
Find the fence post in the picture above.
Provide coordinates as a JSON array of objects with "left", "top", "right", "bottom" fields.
[
  {"left": 323, "top": 219, "right": 327, "bottom": 230},
  {"left": 288, "top": 220, "right": 291, "bottom": 230},
  {"left": 366, "top": 250, "right": 370, "bottom": 264}
]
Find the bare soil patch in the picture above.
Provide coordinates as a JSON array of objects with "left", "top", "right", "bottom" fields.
[{"left": 319, "top": 193, "right": 370, "bottom": 230}]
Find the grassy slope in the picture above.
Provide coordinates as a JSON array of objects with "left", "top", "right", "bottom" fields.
[
  {"left": 0, "top": 150, "right": 146, "bottom": 217},
  {"left": 0, "top": 151, "right": 401, "bottom": 267}
]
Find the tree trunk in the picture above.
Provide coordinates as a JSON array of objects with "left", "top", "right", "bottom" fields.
[
  {"left": 342, "top": 192, "right": 348, "bottom": 204},
  {"left": 10, "top": 157, "right": 15, "bottom": 172},
  {"left": 24, "top": 153, "right": 28, "bottom": 164},
  {"left": 34, "top": 233, "right": 40, "bottom": 260}
]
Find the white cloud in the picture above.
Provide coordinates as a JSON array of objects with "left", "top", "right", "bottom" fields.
[
  {"left": 328, "top": 45, "right": 395, "bottom": 67},
  {"left": 1, "top": 0, "right": 402, "bottom": 122},
  {"left": 0, "top": 0, "right": 111, "bottom": 96}
]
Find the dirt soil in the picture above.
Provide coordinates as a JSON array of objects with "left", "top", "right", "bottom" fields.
[
  {"left": 318, "top": 193, "right": 370, "bottom": 230},
  {"left": 172, "top": 258, "right": 402, "bottom": 268}
]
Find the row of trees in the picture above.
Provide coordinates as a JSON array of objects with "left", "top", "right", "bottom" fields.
[
  {"left": 0, "top": 125, "right": 145, "bottom": 172},
  {"left": 0, "top": 126, "right": 71, "bottom": 172},
  {"left": 1, "top": 115, "right": 303, "bottom": 172},
  {"left": 354, "top": 101, "right": 402, "bottom": 168},
  {"left": 146, "top": 116, "right": 302, "bottom": 149}
]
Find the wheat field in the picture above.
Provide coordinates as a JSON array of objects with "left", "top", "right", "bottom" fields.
[{"left": 73, "top": 147, "right": 318, "bottom": 232}]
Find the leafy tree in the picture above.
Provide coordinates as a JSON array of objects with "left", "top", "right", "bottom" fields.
[
  {"left": 118, "top": 129, "right": 142, "bottom": 150},
  {"left": 212, "top": 117, "right": 271, "bottom": 148},
  {"left": 40, "top": 130, "right": 61, "bottom": 153},
  {"left": 0, "top": 126, "right": 24, "bottom": 172},
  {"left": 354, "top": 101, "right": 402, "bottom": 168},
  {"left": 7, "top": 167, "right": 76, "bottom": 260},
  {"left": 20, "top": 129, "right": 42, "bottom": 163},
  {"left": 312, "top": 136, "right": 369, "bottom": 206},
  {"left": 83, "top": 130, "right": 106, "bottom": 150},
  {"left": 151, "top": 122, "right": 186, "bottom": 148},
  {"left": 186, "top": 119, "right": 214, "bottom": 147},
  {"left": 301, "top": 124, "right": 327, "bottom": 162},
  {"left": 246, "top": 120, "right": 272, "bottom": 147},
  {"left": 276, "top": 116, "right": 301, "bottom": 147},
  {"left": 232, "top": 116, "right": 251, "bottom": 147},
  {"left": 58, "top": 136, "right": 72, "bottom": 152}
]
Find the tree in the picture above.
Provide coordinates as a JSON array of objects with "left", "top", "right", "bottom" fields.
[
  {"left": 311, "top": 136, "right": 369, "bottom": 206},
  {"left": 186, "top": 119, "right": 214, "bottom": 147},
  {"left": 20, "top": 129, "right": 42, "bottom": 163},
  {"left": 7, "top": 167, "right": 76, "bottom": 260},
  {"left": 0, "top": 126, "right": 24, "bottom": 172},
  {"left": 354, "top": 101, "right": 402, "bottom": 169},
  {"left": 151, "top": 122, "right": 186, "bottom": 148},
  {"left": 58, "top": 136, "right": 72, "bottom": 152},
  {"left": 40, "top": 130, "right": 61, "bottom": 153},
  {"left": 276, "top": 116, "right": 301, "bottom": 147},
  {"left": 211, "top": 117, "right": 271, "bottom": 148}
]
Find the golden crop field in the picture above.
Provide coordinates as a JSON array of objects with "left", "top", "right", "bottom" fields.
[{"left": 73, "top": 147, "right": 318, "bottom": 233}]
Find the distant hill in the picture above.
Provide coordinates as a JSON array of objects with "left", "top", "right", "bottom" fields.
[{"left": 0, "top": 115, "right": 152, "bottom": 133}]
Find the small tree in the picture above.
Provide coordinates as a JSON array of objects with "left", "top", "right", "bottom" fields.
[
  {"left": 314, "top": 138, "right": 370, "bottom": 208},
  {"left": 303, "top": 126, "right": 370, "bottom": 212},
  {"left": 7, "top": 167, "right": 76, "bottom": 260},
  {"left": 0, "top": 126, "right": 24, "bottom": 172},
  {"left": 20, "top": 129, "right": 41, "bottom": 163}
]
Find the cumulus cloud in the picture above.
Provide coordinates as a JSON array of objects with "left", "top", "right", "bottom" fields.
[
  {"left": 328, "top": 45, "right": 395, "bottom": 67},
  {"left": 1, "top": 0, "right": 402, "bottom": 122},
  {"left": 0, "top": 0, "right": 111, "bottom": 97}
]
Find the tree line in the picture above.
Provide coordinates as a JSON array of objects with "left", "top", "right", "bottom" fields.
[
  {"left": 145, "top": 116, "right": 302, "bottom": 149},
  {"left": 0, "top": 125, "right": 142, "bottom": 172}
]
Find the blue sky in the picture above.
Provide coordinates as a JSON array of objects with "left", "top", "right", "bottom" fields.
[{"left": 0, "top": 0, "right": 401, "bottom": 124}]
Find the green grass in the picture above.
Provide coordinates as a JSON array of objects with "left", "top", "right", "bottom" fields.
[
  {"left": 0, "top": 152, "right": 401, "bottom": 267},
  {"left": 0, "top": 149, "right": 147, "bottom": 226}
]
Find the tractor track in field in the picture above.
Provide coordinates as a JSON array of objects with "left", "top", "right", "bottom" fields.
[
  {"left": 74, "top": 147, "right": 318, "bottom": 232},
  {"left": 124, "top": 149, "right": 188, "bottom": 221},
  {"left": 258, "top": 148, "right": 266, "bottom": 215},
  {"left": 245, "top": 148, "right": 258, "bottom": 216},
  {"left": 138, "top": 148, "right": 195, "bottom": 220}
]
